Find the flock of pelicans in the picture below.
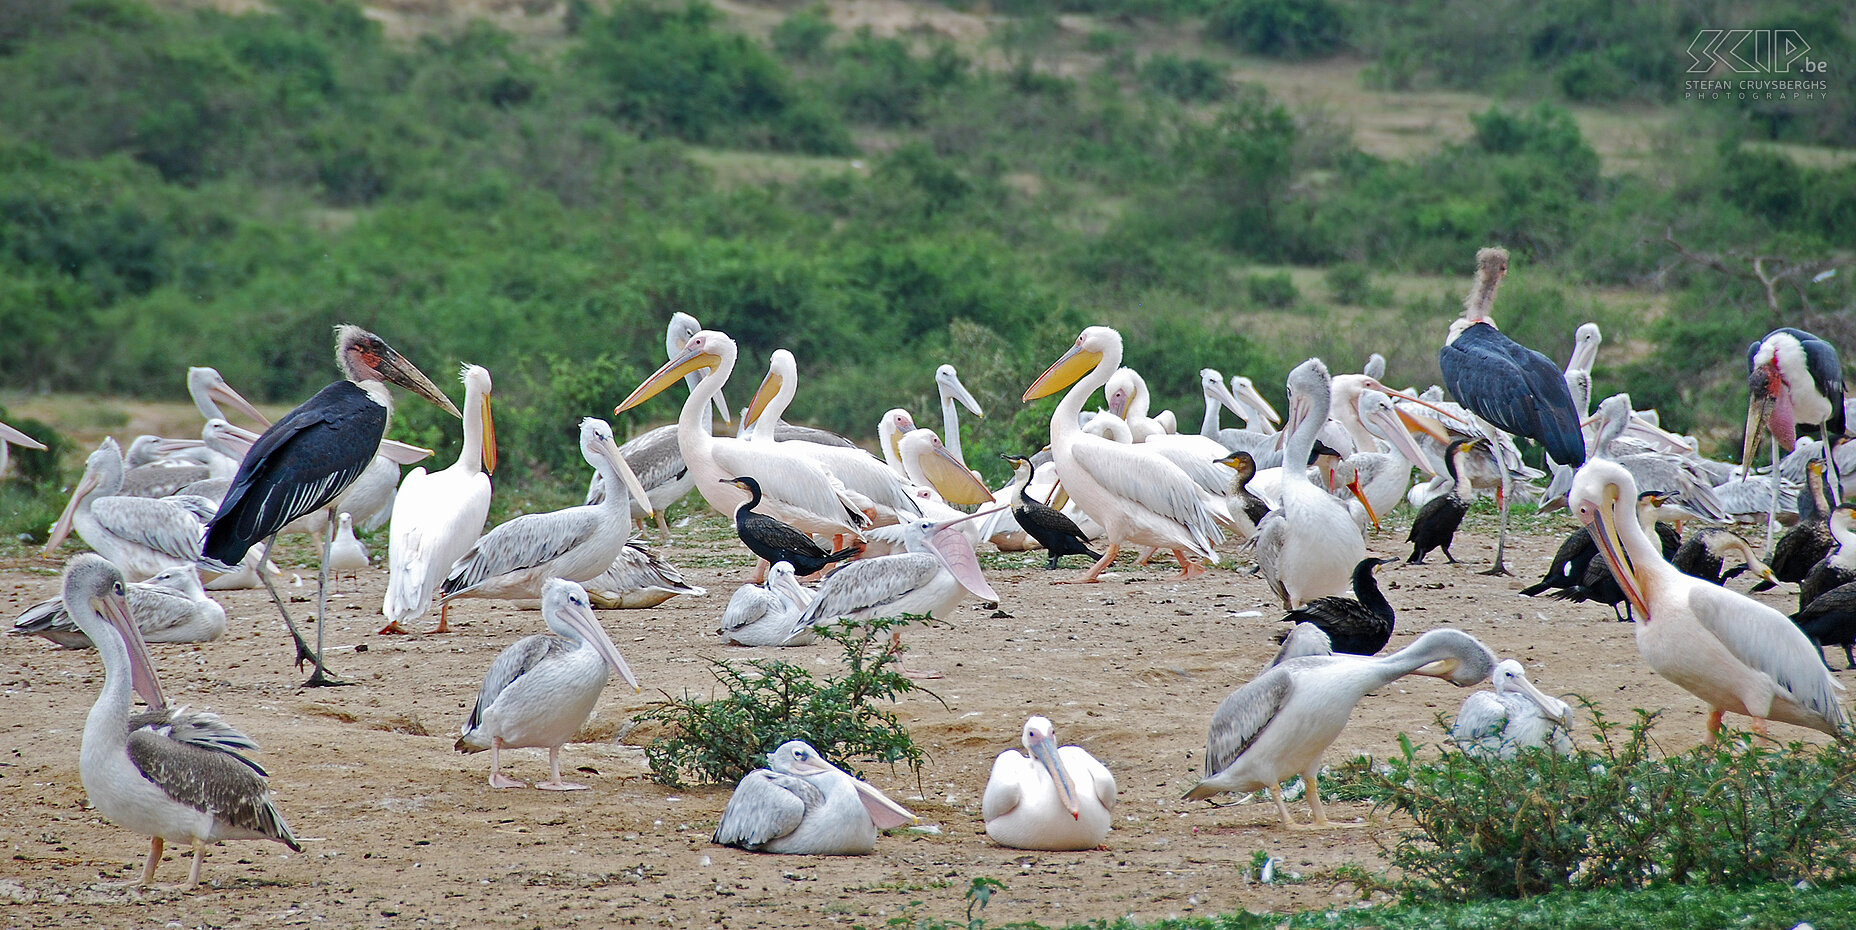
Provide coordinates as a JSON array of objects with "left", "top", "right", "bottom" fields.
[{"left": 8, "top": 245, "right": 1856, "bottom": 888}]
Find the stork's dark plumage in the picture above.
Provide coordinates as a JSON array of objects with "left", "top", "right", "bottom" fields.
[
  {"left": 999, "top": 453, "right": 1100, "bottom": 569},
  {"left": 1406, "top": 438, "right": 1482, "bottom": 564},
  {"left": 202, "top": 326, "right": 459, "bottom": 684},
  {"left": 726, "top": 475, "right": 858, "bottom": 578},
  {"left": 1275, "top": 557, "right": 1399, "bottom": 655}
]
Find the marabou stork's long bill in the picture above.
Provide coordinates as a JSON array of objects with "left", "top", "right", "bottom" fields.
[
  {"left": 1745, "top": 327, "right": 1846, "bottom": 542},
  {"left": 202, "top": 325, "right": 460, "bottom": 685},
  {"left": 1437, "top": 247, "right": 1585, "bottom": 575}
]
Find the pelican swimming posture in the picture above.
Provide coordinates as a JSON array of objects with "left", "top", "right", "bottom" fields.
[
  {"left": 58, "top": 554, "right": 298, "bottom": 887},
  {"left": 44, "top": 438, "right": 207, "bottom": 581},
  {"left": 1185, "top": 628, "right": 1496, "bottom": 827},
  {"left": 616, "top": 330, "right": 868, "bottom": 540},
  {"left": 440, "top": 418, "right": 649, "bottom": 604},
  {"left": 717, "top": 560, "right": 816, "bottom": 646},
  {"left": 1450, "top": 659, "right": 1574, "bottom": 758},
  {"left": 1022, "top": 327, "right": 1228, "bottom": 582},
  {"left": 1254, "top": 359, "right": 1368, "bottom": 608},
  {"left": 13, "top": 565, "right": 225, "bottom": 648},
  {"left": 713, "top": 740, "right": 916, "bottom": 854},
  {"left": 381, "top": 365, "right": 496, "bottom": 634},
  {"left": 456, "top": 579, "right": 639, "bottom": 789},
  {"left": 1570, "top": 459, "right": 1849, "bottom": 737},
  {"left": 982, "top": 716, "right": 1116, "bottom": 851}
]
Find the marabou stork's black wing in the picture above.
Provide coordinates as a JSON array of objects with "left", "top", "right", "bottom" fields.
[
  {"left": 202, "top": 381, "right": 384, "bottom": 567},
  {"left": 1439, "top": 322, "right": 1587, "bottom": 466}
]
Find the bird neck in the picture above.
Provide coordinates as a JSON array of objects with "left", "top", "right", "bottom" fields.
[
  {"left": 1009, "top": 463, "right": 1034, "bottom": 504},
  {"left": 80, "top": 613, "right": 134, "bottom": 764},
  {"left": 1282, "top": 385, "right": 1330, "bottom": 487},
  {"left": 458, "top": 380, "right": 487, "bottom": 476},
  {"left": 735, "top": 481, "right": 763, "bottom": 513},
  {"left": 940, "top": 394, "right": 964, "bottom": 465},
  {"left": 1200, "top": 390, "right": 1223, "bottom": 439},
  {"left": 679, "top": 348, "right": 735, "bottom": 439},
  {"left": 1353, "top": 566, "right": 1392, "bottom": 618},
  {"left": 1053, "top": 349, "right": 1121, "bottom": 448}
]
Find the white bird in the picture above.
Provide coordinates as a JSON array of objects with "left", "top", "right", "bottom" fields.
[
  {"left": 935, "top": 363, "right": 985, "bottom": 469},
  {"left": 1570, "top": 459, "right": 1849, "bottom": 738},
  {"left": 13, "top": 564, "right": 225, "bottom": 648},
  {"left": 1185, "top": 628, "right": 1496, "bottom": 827},
  {"left": 1254, "top": 359, "right": 1368, "bottom": 609},
  {"left": 57, "top": 554, "right": 298, "bottom": 887},
  {"left": 717, "top": 560, "right": 816, "bottom": 646},
  {"left": 981, "top": 716, "right": 1116, "bottom": 851},
  {"left": 455, "top": 579, "right": 639, "bottom": 790},
  {"left": 1265, "top": 621, "right": 1333, "bottom": 671},
  {"left": 43, "top": 438, "right": 207, "bottom": 581},
  {"left": 0, "top": 418, "right": 48, "bottom": 480},
  {"left": 1022, "top": 326, "right": 1228, "bottom": 582},
  {"left": 615, "top": 330, "right": 869, "bottom": 539},
  {"left": 440, "top": 418, "right": 649, "bottom": 604},
  {"left": 712, "top": 740, "right": 916, "bottom": 855},
  {"left": 380, "top": 365, "right": 496, "bottom": 634},
  {"left": 1450, "top": 659, "right": 1574, "bottom": 758},
  {"left": 582, "top": 542, "right": 707, "bottom": 609},
  {"left": 328, "top": 513, "right": 369, "bottom": 585}
]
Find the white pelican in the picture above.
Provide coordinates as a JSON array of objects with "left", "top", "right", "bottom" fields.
[
  {"left": 440, "top": 418, "right": 648, "bottom": 604},
  {"left": 13, "top": 564, "right": 224, "bottom": 648},
  {"left": 1265, "top": 621, "right": 1332, "bottom": 670},
  {"left": 1571, "top": 458, "right": 1849, "bottom": 738},
  {"left": 583, "top": 542, "right": 707, "bottom": 609},
  {"left": 44, "top": 438, "right": 206, "bottom": 581},
  {"left": 713, "top": 740, "right": 916, "bottom": 854},
  {"left": 717, "top": 560, "right": 816, "bottom": 646},
  {"left": 743, "top": 349, "right": 924, "bottom": 523},
  {"left": 1450, "top": 659, "right": 1573, "bottom": 758},
  {"left": 615, "top": 330, "right": 868, "bottom": 539},
  {"left": 1022, "top": 326, "right": 1227, "bottom": 582},
  {"left": 1254, "top": 359, "right": 1367, "bottom": 608},
  {"left": 1185, "top": 628, "right": 1497, "bottom": 827},
  {"left": 981, "top": 716, "right": 1115, "bottom": 851},
  {"left": 0, "top": 419, "right": 48, "bottom": 479},
  {"left": 455, "top": 579, "right": 639, "bottom": 789},
  {"left": 58, "top": 554, "right": 298, "bottom": 887},
  {"left": 380, "top": 364, "right": 496, "bottom": 634},
  {"left": 935, "top": 363, "right": 985, "bottom": 468},
  {"left": 783, "top": 510, "right": 1000, "bottom": 677},
  {"left": 186, "top": 365, "right": 270, "bottom": 431}
]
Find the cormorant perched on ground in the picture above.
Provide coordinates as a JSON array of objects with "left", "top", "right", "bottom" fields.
[
  {"left": 1549, "top": 491, "right": 1681, "bottom": 621},
  {"left": 1754, "top": 459, "right": 1831, "bottom": 592},
  {"left": 1213, "top": 450, "right": 1271, "bottom": 526},
  {"left": 1274, "top": 556, "right": 1400, "bottom": 655},
  {"left": 1522, "top": 490, "right": 1671, "bottom": 598},
  {"left": 999, "top": 453, "right": 1100, "bottom": 569},
  {"left": 726, "top": 476, "right": 858, "bottom": 578},
  {"left": 1798, "top": 503, "right": 1856, "bottom": 610},
  {"left": 1790, "top": 579, "right": 1856, "bottom": 670},
  {"left": 1670, "top": 527, "right": 1774, "bottom": 587},
  {"left": 1407, "top": 438, "right": 1484, "bottom": 564}
]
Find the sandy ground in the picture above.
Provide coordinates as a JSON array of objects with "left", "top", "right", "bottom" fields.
[{"left": 0, "top": 511, "right": 1841, "bottom": 929}]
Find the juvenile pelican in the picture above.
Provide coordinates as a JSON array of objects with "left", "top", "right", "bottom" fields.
[
  {"left": 13, "top": 565, "right": 225, "bottom": 648},
  {"left": 456, "top": 579, "right": 639, "bottom": 789},
  {"left": 59, "top": 554, "right": 299, "bottom": 887},
  {"left": 713, "top": 740, "right": 916, "bottom": 854},
  {"left": 1254, "top": 359, "right": 1366, "bottom": 608},
  {"left": 1023, "top": 327, "right": 1227, "bottom": 582},
  {"left": 44, "top": 438, "right": 206, "bottom": 581},
  {"left": 381, "top": 365, "right": 496, "bottom": 634},
  {"left": 1570, "top": 459, "right": 1849, "bottom": 738},
  {"left": 1185, "top": 628, "right": 1496, "bottom": 827},
  {"left": 583, "top": 542, "right": 707, "bottom": 609},
  {"left": 1450, "top": 659, "right": 1573, "bottom": 758},
  {"left": 616, "top": 330, "right": 868, "bottom": 539},
  {"left": 441, "top": 418, "right": 648, "bottom": 603},
  {"left": 982, "top": 716, "right": 1116, "bottom": 851},
  {"left": 717, "top": 561, "right": 816, "bottom": 646}
]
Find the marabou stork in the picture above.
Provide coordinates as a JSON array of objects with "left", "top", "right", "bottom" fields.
[
  {"left": 1745, "top": 327, "right": 1846, "bottom": 545},
  {"left": 201, "top": 326, "right": 459, "bottom": 685}
]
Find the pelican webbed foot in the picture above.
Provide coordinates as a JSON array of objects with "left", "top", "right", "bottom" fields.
[{"left": 377, "top": 621, "right": 409, "bottom": 635}]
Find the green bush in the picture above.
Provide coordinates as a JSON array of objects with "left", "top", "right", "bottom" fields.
[
  {"left": 1138, "top": 53, "right": 1227, "bottom": 102},
  {"left": 1246, "top": 270, "right": 1298, "bottom": 308},
  {"left": 1205, "top": 0, "right": 1347, "bottom": 59},
  {"left": 770, "top": 4, "right": 833, "bottom": 62},
  {"left": 1324, "top": 263, "right": 1388, "bottom": 306},
  {"left": 636, "top": 617, "right": 932, "bottom": 788},
  {"left": 1364, "top": 707, "right": 1856, "bottom": 901}
]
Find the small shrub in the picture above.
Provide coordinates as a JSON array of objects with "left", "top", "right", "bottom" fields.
[
  {"left": 636, "top": 616, "right": 932, "bottom": 787},
  {"left": 1324, "top": 262, "right": 1389, "bottom": 305},
  {"left": 770, "top": 4, "right": 833, "bottom": 62},
  {"left": 1205, "top": 0, "right": 1347, "bottom": 59},
  {"left": 1363, "top": 706, "right": 1856, "bottom": 901},
  {"left": 1246, "top": 270, "right": 1298, "bottom": 307},
  {"left": 1138, "top": 53, "right": 1228, "bottom": 102}
]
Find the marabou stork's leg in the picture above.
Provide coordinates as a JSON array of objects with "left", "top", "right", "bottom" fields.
[
  {"left": 301, "top": 507, "right": 351, "bottom": 687},
  {"left": 1478, "top": 471, "right": 1512, "bottom": 576},
  {"left": 1822, "top": 432, "right": 1842, "bottom": 507},
  {"left": 255, "top": 534, "right": 336, "bottom": 681},
  {"left": 1766, "top": 435, "right": 1783, "bottom": 556}
]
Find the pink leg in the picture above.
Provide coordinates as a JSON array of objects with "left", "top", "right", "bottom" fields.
[
  {"left": 1171, "top": 550, "right": 1205, "bottom": 580},
  {"left": 535, "top": 746, "right": 589, "bottom": 791},
  {"left": 489, "top": 737, "right": 526, "bottom": 789},
  {"left": 1058, "top": 544, "right": 1119, "bottom": 584}
]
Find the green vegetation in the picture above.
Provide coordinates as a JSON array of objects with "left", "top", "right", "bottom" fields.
[{"left": 636, "top": 616, "right": 931, "bottom": 788}]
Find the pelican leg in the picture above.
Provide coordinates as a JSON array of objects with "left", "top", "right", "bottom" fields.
[
  {"left": 1171, "top": 549, "right": 1205, "bottom": 580},
  {"left": 184, "top": 839, "right": 204, "bottom": 889},
  {"left": 255, "top": 535, "right": 345, "bottom": 685},
  {"left": 139, "top": 836, "right": 164, "bottom": 886},
  {"left": 377, "top": 621, "right": 409, "bottom": 635},
  {"left": 1135, "top": 546, "right": 1157, "bottom": 566},
  {"left": 432, "top": 601, "right": 450, "bottom": 635},
  {"left": 654, "top": 508, "right": 672, "bottom": 544},
  {"left": 1478, "top": 479, "right": 1512, "bottom": 576},
  {"left": 535, "top": 746, "right": 589, "bottom": 791},
  {"left": 1765, "top": 435, "right": 1782, "bottom": 555},
  {"left": 489, "top": 737, "right": 527, "bottom": 789},
  {"left": 888, "top": 629, "right": 942, "bottom": 679},
  {"left": 1058, "top": 543, "right": 1119, "bottom": 584},
  {"left": 752, "top": 558, "right": 768, "bottom": 584},
  {"left": 1304, "top": 771, "right": 1332, "bottom": 828},
  {"left": 1272, "top": 789, "right": 1294, "bottom": 826},
  {"left": 1706, "top": 708, "right": 1725, "bottom": 741}
]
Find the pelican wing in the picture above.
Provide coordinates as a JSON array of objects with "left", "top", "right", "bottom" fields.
[
  {"left": 787, "top": 553, "right": 942, "bottom": 638},
  {"left": 710, "top": 442, "right": 867, "bottom": 530},
  {"left": 783, "top": 442, "right": 922, "bottom": 516},
  {"left": 1068, "top": 438, "right": 1224, "bottom": 549},
  {"left": 89, "top": 497, "right": 205, "bottom": 563},
  {"left": 462, "top": 634, "right": 575, "bottom": 733},
  {"left": 979, "top": 751, "right": 1030, "bottom": 821},
  {"left": 1684, "top": 583, "right": 1849, "bottom": 728},
  {"left": 441, "top": 508, "right": 601, "bottom": 598},
  {"left": 1061, "top": 745, "right": 1118, "bottom": 812},
  {"left": 125, "top": 720, "right": 298, "bottom": 848},
  {"left": 1203, "top": 671, "right": 1294, "bottom": 778},
  {"left": 717, "top": 583, "right": 783, "bottom": 636},
  {"left": 713, "top": 770, "right": 822, "bottom": 849},
  {"left": 1449, "top": 691, "right": 1510, "bottom": 745},
  {"left": 387, "top": 466, "right": 492, "bottom": 619}
]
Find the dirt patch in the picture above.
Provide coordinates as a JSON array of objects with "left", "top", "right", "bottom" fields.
[{"left": 0, "top": 516, "right": 1836, "bottom": 928}]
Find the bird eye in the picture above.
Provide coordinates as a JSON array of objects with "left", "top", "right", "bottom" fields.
[{"left": 112, "top": 583, "right": 124, "bottom": 596}]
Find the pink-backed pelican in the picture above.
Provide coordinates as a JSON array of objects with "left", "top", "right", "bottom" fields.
[{"left": 713, "top": 740, "right": 916, "bottom": 854}]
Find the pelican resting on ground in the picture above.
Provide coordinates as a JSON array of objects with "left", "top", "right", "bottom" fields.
[
  {"left": 456, "top": 579, "right": 639, "bottom": 789},
  {"left": 13, "top": 565, "right": 224, "bottom": 648},
  {"left": 718, "top": 560, "right": 816, "bottom": 646},
  {"left": 713, "top": 740, "right": 916, "bottom": 854},
  {"left": 440, "top": 418, "right": 649, "bottom": 604},
  {"left": 583, "top": 542, "right": 707, "bottom": 609},
  {"left": 1570, "top": 459, "right": 1849, "bottom": 737},
  {"left": 1275, "top": 557, "right": 1398, "bottom": 656},
  {"left": 59, "top": 554, "right": 298, "bottom": 887},
  {"left": 1450, "top": 660, "right": 1573, "bottom": 758},
  {"left": 381, "top": 365, "right": 496, "bottom": 634},
  {"left": 1185, "top": 628, "right": 1497, "bottom": 827},
  {"left": 44, "top": 438, "right": 206, "bottom": 581},
  {"left": 982, "top": 716, "right": 1116, "bottom": 851}
]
